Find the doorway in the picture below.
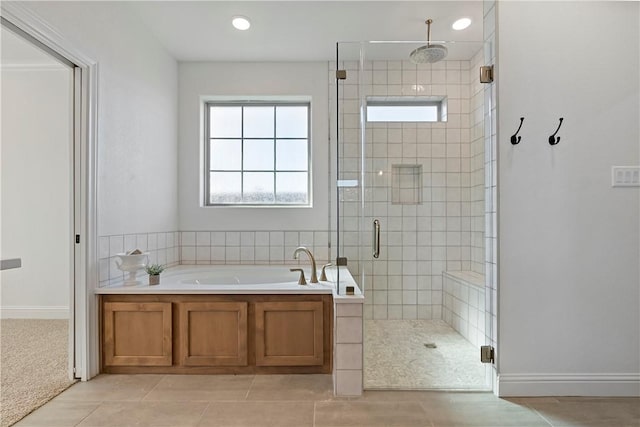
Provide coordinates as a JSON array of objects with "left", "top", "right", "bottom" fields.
[{"left": 0, "top": 18, "right": 82, "bottom": 425}]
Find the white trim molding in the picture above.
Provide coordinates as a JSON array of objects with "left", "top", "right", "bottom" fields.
[
  {"left": 498, "top": 373, "right": 640, "bottom": 397},
  {"left": 1, "top": 306, "right": 70, "bottom": 319},
  {"left": 1, "top": 64, "right": 68, "bottom": 71}
]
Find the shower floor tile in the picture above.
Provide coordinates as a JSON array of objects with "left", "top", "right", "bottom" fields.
[{"left": 364, "top": 319, "right": 488, "bottom": 390}]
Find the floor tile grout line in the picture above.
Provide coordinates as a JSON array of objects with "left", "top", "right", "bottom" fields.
[
  {"left": 139, "top": 374, "right": 167, "bottom": 402},
  {"left": 244, "top": 375, "right": 257, "bottom": 400},
  {"left": 193, "top": 401, "right": 212, "bottom": 427},
  {"left": 312, "top": 400, "right": 316, "bottom": 427},
  {"left": 529, "top": 407, "right": 555, "bottom": 427},
  {"left": 72, "top": 401, "right": 104, "bottom": 427}
]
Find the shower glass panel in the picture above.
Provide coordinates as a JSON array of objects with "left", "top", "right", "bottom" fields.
[{"left": 334, "top": 40, "right": 493, "bottom": 390}]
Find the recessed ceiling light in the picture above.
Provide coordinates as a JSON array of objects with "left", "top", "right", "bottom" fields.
[
  {"left": 452, "top": 18, "right": 472, "bottom": 31},
  {"left": 232, "top": 16, "right": 251, "bottom": 31}
]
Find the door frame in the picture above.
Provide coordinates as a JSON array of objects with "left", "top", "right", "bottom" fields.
[{"left": 1, "top": 3, "right": 99, "bottom": 380}]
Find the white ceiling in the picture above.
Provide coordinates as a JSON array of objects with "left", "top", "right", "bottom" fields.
[{"left": 128, "top": 1, "right": 485, "bottom": 62}]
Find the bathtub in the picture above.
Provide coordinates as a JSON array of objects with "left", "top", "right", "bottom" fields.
[{"left": 95, "top": 264, "right": 357, "bottom": 296}]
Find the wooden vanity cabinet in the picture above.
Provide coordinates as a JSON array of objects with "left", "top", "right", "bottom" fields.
[{"left": 100, "top": 294, "right": 332, "bottom": 374}]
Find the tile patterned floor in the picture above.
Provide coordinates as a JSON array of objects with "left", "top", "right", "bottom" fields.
[
  {"left": 13, "top": 374, "right": 640, "bottom": 427},
  {"left": 365, "top": 319, "right": 487, "bottom": 390}
]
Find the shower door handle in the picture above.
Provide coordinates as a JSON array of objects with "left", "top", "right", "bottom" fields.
[{"left": 373, "top": 219, "right": 381, "bottom": 259}]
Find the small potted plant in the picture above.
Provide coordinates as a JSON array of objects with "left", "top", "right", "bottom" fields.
[{"left": 145, "top": 263, "right": 165, "bottom": 285}]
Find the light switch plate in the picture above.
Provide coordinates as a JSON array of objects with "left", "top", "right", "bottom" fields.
[{"left": 612, "top": 166, "right": 640, "bottom": 187}]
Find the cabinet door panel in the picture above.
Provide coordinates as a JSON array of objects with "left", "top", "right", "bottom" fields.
[
  {"left": 255, "top": 301, "right": 323, "bottom": 366},
  {"left": 179, "top": 302, "right": 248, "bottom": 366},
  {"left": 103, "top": 302, "right": 172, "bottom": 366}
]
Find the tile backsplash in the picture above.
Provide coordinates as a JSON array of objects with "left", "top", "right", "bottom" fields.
[
  {"left": 98, "top": 230, "right": 330, "bottom": 287},
  {"left": 179, "top": 230, "right": 330, "bottom": 266},
  {"left": 98, "top": 231, "right": 180, "bottom": 287}
]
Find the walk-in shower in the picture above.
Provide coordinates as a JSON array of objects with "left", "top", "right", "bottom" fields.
[{"left": 331, "top": 40, "right": 495, "bottom": 390}]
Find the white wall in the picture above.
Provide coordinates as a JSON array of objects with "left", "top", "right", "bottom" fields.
[
  {"left": 496, "top": 1, "right": 640, "bottom": 396},
  {"left": 1, "top": 66, "right": 72, "bottom": 318},
  {"left": 19, "top": 1, "right": 179, "bottom": 236},
  {"left": 178, "top": 62, "right": 329, "bottom": 231}
]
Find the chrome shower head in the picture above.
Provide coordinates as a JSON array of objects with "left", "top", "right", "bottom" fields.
[
  {"left": 409, "top": 18, "right": 448, "bottom": 64},
  {"left": 409, "top": 44, "right": 448, "bottom": 63}
]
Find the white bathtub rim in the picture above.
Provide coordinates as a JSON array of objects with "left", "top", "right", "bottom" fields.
[{"left": 95, "top": 264, "right": 362, "bottom": 298}]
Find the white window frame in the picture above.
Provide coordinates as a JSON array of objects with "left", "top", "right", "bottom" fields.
[{"left": 204, "top": 101, "right": 312, "bottom": 207}]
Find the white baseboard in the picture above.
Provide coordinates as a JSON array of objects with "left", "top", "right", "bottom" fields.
[
  {"left": 0, "top": 306, "right": 69, "bottom": 319},
  {"left": 498, "top": 373, "right": 640, "bottom": 397}
]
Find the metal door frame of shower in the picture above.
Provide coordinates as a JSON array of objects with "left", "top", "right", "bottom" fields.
[
  {"left": 1, "top": 3, "right": 99, "bottom": 381},
  {"left": 334, "top": 39, "right": 498, "bottom": 393}
]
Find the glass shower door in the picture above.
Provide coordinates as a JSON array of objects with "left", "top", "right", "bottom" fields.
[{"left": 335, "top": 40, "right": 494, "bottom": 390}]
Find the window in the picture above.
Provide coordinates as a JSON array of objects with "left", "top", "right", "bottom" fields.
[
  {"left": 205, "top": 102, "right": 310, "bottom": 206},
  {"left": 366, "top": 96, "right": 447, "bottom": 122}
]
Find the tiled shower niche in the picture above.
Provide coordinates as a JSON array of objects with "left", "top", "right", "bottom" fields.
[{"left": 391, "top": 164, "right": 423, "bottom": 205}]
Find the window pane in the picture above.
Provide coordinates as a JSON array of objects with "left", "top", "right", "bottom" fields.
[
  {"left": 210, "top": 172, "right": 241, "bottom": 203},
  {"left": 210, "top": 106, "right": 241, "bottom": 137},
  {"left": 276, "top": 106, "right": 308, "bottom": 138},
  {"left": 276, "top": 172, "right": 308, "bottom": 204},
  {"left": 244, "top": 139, "right": 274, "bottom": 170},
  {"left": 243, "top": 107, "right": 274, "bottom": 138},
  {"left": 366, "top": 105, "right": 438, "bottom": 122},
  {"left": 243, "top": 172, "right": 274, "bottom": 203},
  {"left": 276, "top": 139, "right": 308, "bottom": 171},
  {"left": 210, "top": 139, "right": 241, "bottom": 170}
]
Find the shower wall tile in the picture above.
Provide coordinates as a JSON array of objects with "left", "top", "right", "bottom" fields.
[
  {"left": 443, "top": 272, "right": 485, "bottom": 349},
  {"left": 470, "top": 48, "right": 486, "bottom": 274}
]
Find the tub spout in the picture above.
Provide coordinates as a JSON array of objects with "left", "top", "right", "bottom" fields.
[{"left": 293, "top": 246, "right": 318, "bottom": 283}]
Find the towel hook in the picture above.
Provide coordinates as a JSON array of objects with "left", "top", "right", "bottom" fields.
[
  {"left": 510, "top": 117, "right": 525, "bottom": 145},
  {"left": 548, "top": 117, "right": 564, "bottom": 145}
]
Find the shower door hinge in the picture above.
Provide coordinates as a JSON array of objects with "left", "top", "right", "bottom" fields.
[
  {"left": 336, "top": 69, "right": 347, "bottom": 80},
  {"left": 75, "top": 234, "right": 80, "bottom": 244},
  {"left": 480, "top": 345, "right": 495, "bottom": 363},
  {"left": 335, "top": 257, "right": 348, "bottom": 266},
  {"left": 480, "top": 65, "right": 494, "bottom": 83}
]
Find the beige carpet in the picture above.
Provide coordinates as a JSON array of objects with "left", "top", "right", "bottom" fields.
[
  {"left": 0, "top": 319, "right": 75, "bottom": 427},
  {"left": 364, "top": 319, "right": 488, "bottom": 390}
]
